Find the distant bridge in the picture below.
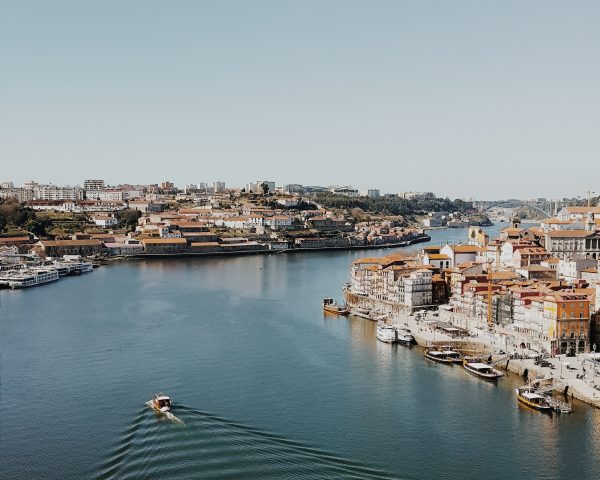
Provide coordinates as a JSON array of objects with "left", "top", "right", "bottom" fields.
[{"left": 476, "top": 199, "right": 552, "bottom": 218}]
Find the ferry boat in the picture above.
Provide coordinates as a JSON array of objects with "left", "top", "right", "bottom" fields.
[
  {"left": 150, "top": 393, "right": 172, "bottom": 413},
  {"left": 463, "top": 361, "right": 504, "bottom": 380},
  {"left": 5, "top": 268, "right": 60, "bottom": 289},
  {"left": 376, "top": 323, "right": 397, "bottom": 343},
  {"left": 395, "top": 327, "right": 415, "bottom": 346},
  {"left": 323, "top": 298, "right": 350, "bottom": 316},
  {"left": 515, "top": 386, "right": 553, "bottom": 412},
  {"left": 424, "top": 348, "right": 462, "bottom": 364},
  {"left": 52, "top": 259, "right": 94, "bottom": 275}
]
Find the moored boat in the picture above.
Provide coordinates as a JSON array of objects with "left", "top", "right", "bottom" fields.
[
  {"left": 463, "top": 361, "right": 504, "bottom": 380},
  {"left": 395, "top": 327, "right": 415, "bottom": 346},
  {"left": 150, "top": 393, "right": 172, "bottom": 413},
  {"left": 376, "top": 323, "right": 396, "bottom": 343},
  {"left": 323, "top": 298, "right": 350, "bottom": 316},
  {"left": 425, "top": 348, "right": 462, "bottom": 364},
  {"left": 515, "top": 386, "right": 553, "bottom": 412},
  {"left": 5, "top": 268, "right": 60, "bottom": 289}
]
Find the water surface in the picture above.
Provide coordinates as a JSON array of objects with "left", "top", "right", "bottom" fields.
[{"left": 2, "top": 226, "right": 599, "bottom": 480}]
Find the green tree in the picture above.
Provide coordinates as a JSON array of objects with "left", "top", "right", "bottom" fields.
[{"left": 116, "top": 209, "right": 142, "bottom": 230}]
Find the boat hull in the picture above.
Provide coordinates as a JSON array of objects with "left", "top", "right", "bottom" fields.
[
  {"left": 323, "top": 306, "right": 350, "bottom": 316},
  {"left": 425, "top": 353, "right": 455, "bottom": 364},
  {"left": 463, "top": 364, "right": 502, "bottom": 380},
  {"left": 515, "top": 390, "right": 553, "bottom": 413}
]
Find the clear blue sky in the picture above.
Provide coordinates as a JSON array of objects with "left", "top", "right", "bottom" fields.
[{"left": 1, "top": 0, "right": 598, "bottom": 199}]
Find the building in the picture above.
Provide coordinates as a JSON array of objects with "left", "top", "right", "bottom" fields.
[
  {"left": 0, "top": 187, "right": 34, "bottom": 203},
  {"left": 544, "top": 230, "right": 600, "bottom": 260},
  {"left": 160, "top": 181, "right": 175, "bottom": 193},
  {"left": 213, "top": 181, "right": 226, "bottom": 193},
  {"left": 84, "top": 179, "right": 105, "bottom": 190},
  {"left": 359, "top": 189, "right": 380, "bottom": 198},
  {"left": 34, "top": 185, "right": 84, "bottom": 201},
  {"left": 92, "top": 214, "right": 118, "bottom": 228},
  {"left": 141, "top": 237, "right": 188, "bottom": 254},
  {"left": 543, "top": 292, "right": 591, "bottom": 354},
  {"left": 86, "top": 189, "right": 125, "bottom": 202},
  {"left": 440, "top": 244, "right": 480, "bottom": 267},
  {"left": 348, "top": 254, "right": 432, "bottom": 308},
  {"left": 283, "top": 184, "right": 304, "bottom": 194},
  {"left": 35, "top": 239, "right": 103, "bottom": 257},
  {"left": 246, "top": 181, "right": 275, "bottom": 194},
  {"left": 557, "top": 256, "right": 598, "bottom": 282}
]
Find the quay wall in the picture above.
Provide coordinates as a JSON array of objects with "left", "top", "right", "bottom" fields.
[{"left": 344, "top": 291, "right": 413, "bottom": 316}]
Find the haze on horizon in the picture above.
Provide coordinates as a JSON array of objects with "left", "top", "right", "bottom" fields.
[{"left": 1, "top": 0, "right": 599, "bottom": 200}]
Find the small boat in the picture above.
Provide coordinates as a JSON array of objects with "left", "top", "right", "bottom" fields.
[
  {"left": 150, "top": 393, "right": 172, "bottom": 413},
  {"left": 323, "top": 298, "right": 350, "bottom": 316},
  {"left": 463, "top": 361, "right": 504, "bottom": 380},
  {"left": 395, "top": 327, "right": 415, "bottom": 346},
  {"left": 425, "top": 348, "right": 462, "bottom": 364},
  {"left": 376, "top": 323, "right": 397, "bottom": 343},
  {"left": 515, "top": 386, "right": 553, "bottom": 412}
]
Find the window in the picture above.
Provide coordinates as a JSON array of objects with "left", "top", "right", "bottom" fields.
[{"left": 562, "top": 312, "right": 566, "bottom": 319}]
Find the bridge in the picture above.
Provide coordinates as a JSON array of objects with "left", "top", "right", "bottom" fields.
[{"left": 474, "top": 199, "right": 553, "bottom": 218}]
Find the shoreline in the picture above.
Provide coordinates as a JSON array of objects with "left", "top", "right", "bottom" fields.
[
  {"left": 121, "top": 234, "right": 432, "bottom": 260},
  {"left": 346, "top": 295, "right": 600, "bottom": 409}
]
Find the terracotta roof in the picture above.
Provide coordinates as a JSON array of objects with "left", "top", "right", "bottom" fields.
[
  {"left": 40, "top": 240, "right": 102, "bottom": 247},
  {"left": 448, "top": 245, "right": 480, "bottom": 253},
  {"left": 428, "top": 254, "right": 450, "bottom": 260},
  {"left": 546, "top": 230, "right": 592, "bottom": 238}
]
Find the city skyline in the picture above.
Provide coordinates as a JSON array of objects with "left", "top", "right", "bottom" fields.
[{"left": 2, "top": 1, "right": 600, "bottom": 198}]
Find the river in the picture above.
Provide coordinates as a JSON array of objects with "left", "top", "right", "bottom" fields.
[{"left": 1, "top": 226, "right": 599, "bottom": 480}]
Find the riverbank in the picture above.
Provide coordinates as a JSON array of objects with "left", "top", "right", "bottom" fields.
[
  {"left": 387, "top": 308, "right": 600, "bottom": 409},
  {"left": 126, "top": 234, "right": 432, "bottom": 259}
]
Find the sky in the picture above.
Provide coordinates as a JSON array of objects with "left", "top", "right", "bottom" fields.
[{"left": 1, "top": 0, "right": 599, "bottom": 199}]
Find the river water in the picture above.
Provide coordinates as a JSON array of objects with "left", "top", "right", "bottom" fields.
[{"left": 1, "top": 226, "right": 599, "bottom": 480}]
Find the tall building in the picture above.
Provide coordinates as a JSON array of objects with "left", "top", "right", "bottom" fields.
[
  {"left": 84, "top": 179, "right": 105, "bottom": 190},
  {"left": 160, "top": 181, "right": 174, "bottom": 192},
  {"left": 213, "top": 181, "right": 226, "bottom": 193}
]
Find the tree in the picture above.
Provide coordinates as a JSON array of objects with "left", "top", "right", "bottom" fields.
[
  {"left": 261, "top": 182, "right": 270, "bottom": 195},
  {"left": 116, "top": 209, "right": 142, "bottom": 230}
]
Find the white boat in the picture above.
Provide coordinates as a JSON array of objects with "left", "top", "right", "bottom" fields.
[
  {"left": 5, "top": 268, "right": 60, "bottom": 289},
  {"left": 150, "top": 393, "right": 172, "bottom": 413},
  {"left": 395, "top": 327, "right": 415, "bottom": 346},
  {"left": 52, "top": 260, "right": 94, "bottom": 275},
  {"left": 463, "top": 361, "right": 504, "bottom": 380},
  {"left": 376, "top": 323, "right": 396, "bottom": 343}
]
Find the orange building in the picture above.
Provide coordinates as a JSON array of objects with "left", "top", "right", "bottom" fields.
[{"left": 543, "top": 292, "right": 590, "bottom": 354}]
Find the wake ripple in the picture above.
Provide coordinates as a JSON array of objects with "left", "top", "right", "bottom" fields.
[{"left": 95, "top": 404, "right": 403, "bottom": 480}]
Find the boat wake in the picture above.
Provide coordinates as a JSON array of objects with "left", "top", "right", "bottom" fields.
[
  {"left": 95, "top": 404, "right": 401, "bottom": 480},
  {"left": 144, "top": 400, "right": 185, "bottom": 425}
]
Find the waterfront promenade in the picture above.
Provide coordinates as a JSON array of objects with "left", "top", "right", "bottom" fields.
[{"left": 387, "top": 309, "right": 600, "bottom": 408}]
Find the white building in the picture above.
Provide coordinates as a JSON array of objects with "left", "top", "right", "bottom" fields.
[
  {"left": 34, "top": 185, "right": 84, "bottom": 201},
  {"left": 359, "top": 189, "right": 380, "bottom": 198},
  {"left": 557, "top": 256, "right": 598, "bottom": 282},
  {"left": 213, "top": 181, "right": 226, "bottom": 193},
  {"left": 283, "top": 184, "right": 304, "bottom": 194},
  {"left": 404, "top": 269, "right": 433, "bottom": 307},
  {"left": 440, "top": 244, "right": 479, "bottom": 267},
  {"left": 246, "top": 181, "right": 275, "bottom": 194},
  {"left": 92, "top": 214, "right": 118, "bottom": 228},
  {"left": 86, "top": 189, "right": 125, "bottom": 202}
]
